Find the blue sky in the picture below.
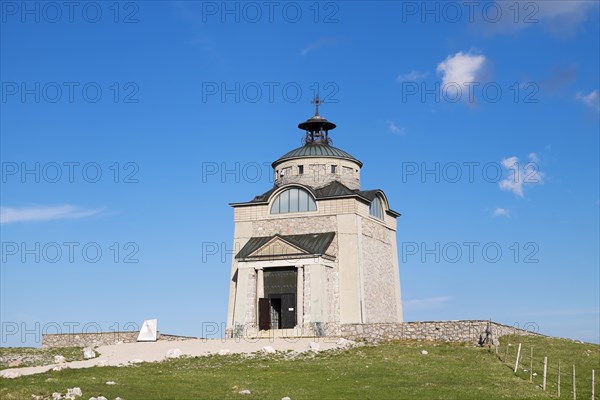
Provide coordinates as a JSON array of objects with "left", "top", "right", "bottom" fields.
[{"left": 1, "top": 1, "right": 599, "bottom": 346}]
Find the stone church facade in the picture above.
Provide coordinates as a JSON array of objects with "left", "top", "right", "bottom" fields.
[{"left": 226, "top": 103, "right": 403, "bottom": 338}]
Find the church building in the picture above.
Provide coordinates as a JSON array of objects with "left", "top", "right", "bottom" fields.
[{"left": 226, "top": 100, "right": 403, "bottom": 338}]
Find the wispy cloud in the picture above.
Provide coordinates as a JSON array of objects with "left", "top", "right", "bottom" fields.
[
  {"left": 404, "top": 296, "right": 453, "bottom": 310},
  {"left": 492, "top": 207, "right": 510, "bottom": 217},
  {"left": 301, "top": 37, "right": 338, "bottom": 56},
  {"left": 499, "top": 153, "right": 544, "bottom": 197},
  {"left": 396, "top": 70, "right": 428, "bottom": 83},
  {"left": 576, "top": 90, "right": 600, "bottom": 112},
  {"left": 0, "top": 205, "right": 104, "bottom": 224},
  {"left": 437, "top": 51, "right": 486, "bottom": 102},
  {"left": 535, "top": 0, "right": 596, "bottom": 37},
  {"left": 481, "top": 1, "right": 597, "bottom": 38},
  {"left": 539, "top": 65, "right": 577, "bottom": 93},
  {"left": 386, "top": 120, "right": 406, "bottom": 135}
]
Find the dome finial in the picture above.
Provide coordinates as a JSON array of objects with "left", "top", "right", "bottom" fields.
[
  {"left": 311, "top": 94, "right": 322, "bottom": 117},
  {"left": 298, "top": 97, "right": 337, "bottom": 145}
]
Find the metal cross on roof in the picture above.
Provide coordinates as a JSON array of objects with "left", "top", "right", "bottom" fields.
[{"left": 311, "top": 95, "right": 323, "bottom": 116}]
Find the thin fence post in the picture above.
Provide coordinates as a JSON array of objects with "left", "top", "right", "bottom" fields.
[
  {"left": 543, "top": 356, "right": 548, "bottom": 391},
  {"left": 592, "top": 369, "right": 595, "bottom": 400},
  {"left": 558, "top": 360, "right": 561, "bottom": 398},
  {"left": 514, "top": 343, "right": 522, "bottom": 373},
  {"left": 530, "top": 347, "right": 534, "bottom": 382},
  {"left": 573, "top": 364, "right": 576, "bottom": 400}
]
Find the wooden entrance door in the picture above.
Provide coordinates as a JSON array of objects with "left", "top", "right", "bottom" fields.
[
  {"left": 280, "top": 293, "right": 296, "bottom": 329},
  {"left": 258, "top": 298, "right": 270, "bottom": 331}
]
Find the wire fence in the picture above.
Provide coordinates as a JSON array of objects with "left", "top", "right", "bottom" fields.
[{"left": 493, "top": 336, "right": 597, "bottom": 399}]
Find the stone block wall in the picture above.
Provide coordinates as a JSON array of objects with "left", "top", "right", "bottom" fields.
[
  {"left": 338, "top": 320, "right": 539, "bottom": 343},
  {"left": 361, "top": 218, "right": 399, "bottom": 323},
  {"left": 41, "top": 332, "right": 197, "bottom": 348}
]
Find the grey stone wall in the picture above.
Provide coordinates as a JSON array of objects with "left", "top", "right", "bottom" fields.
[
  {"left": 303, "top": 267, "right": 311, "bottom": 323},
  {"left": 252, "top": 216, "right": 337, "bottom": 248},
  {"left": 42, "top": 332, "right": 197, "bottom": 348},
  {"left": 361, "top": 218, "right": 399, "bottom": 323},
  {"left": 327, "top": 268, "right": 340, "bottom": 323},
  {"left": 245, "top": 269, "right": 257, "bottom": 325},
  {"left": 274, "top": 158, "right": 362, "bottom": 190},
  {"left": 339, "top": 321, "right": 539, "bottom": 343}
]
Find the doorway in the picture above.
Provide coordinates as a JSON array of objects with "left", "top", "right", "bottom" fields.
[{"left": 258, "top": 268, "right": 297, "bottom": 330}]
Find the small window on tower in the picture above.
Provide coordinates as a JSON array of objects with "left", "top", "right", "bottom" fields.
[
  {"left": 331, "top": 165, "right": 337, "bottom": 174},
  {"left": 298, "top": 165, "right": 304, "bottom": 175}
]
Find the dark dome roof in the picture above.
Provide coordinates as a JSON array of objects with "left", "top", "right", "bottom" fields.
[{"left": 272, "top": 144, "right": 362, "bottom": 168}]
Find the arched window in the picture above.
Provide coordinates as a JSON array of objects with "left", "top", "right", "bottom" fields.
[
  {"left": 369, "top": 197, "right": 384, "bottom": 219},
  {"left": 270, "top": 187, "right": 317, "bottom": 214}
]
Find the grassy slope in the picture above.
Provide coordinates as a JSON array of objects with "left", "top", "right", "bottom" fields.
[
  {"left": 498, "top": 335, "right": 600, "bottom": 399},
  {"left": 0, "top": 347, "right": 84, "bottom": 370},
  {"left": 1, "top": 337, "right": 598, "bottom": 400}
]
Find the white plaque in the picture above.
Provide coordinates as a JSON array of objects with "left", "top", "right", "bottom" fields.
[{"left": 137, "top": 319, "right": 158, "bottom": 342}]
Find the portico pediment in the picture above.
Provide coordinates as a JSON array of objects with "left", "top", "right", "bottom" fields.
[{"left": 235, "top": 232, "right": 336, "bottom": 261}]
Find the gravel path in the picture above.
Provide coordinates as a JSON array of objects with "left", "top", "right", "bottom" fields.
[{"left": 1, "top": 337, "right": 345, "bottom": 378}]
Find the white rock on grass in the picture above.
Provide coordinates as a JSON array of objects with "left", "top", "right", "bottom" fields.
[
  {"left": 282, "top": 397, "right": 292, "bottom": 400},
  {"left": 261, "top": 346, "right": 276, "bottom": 354},
  {"left": 166, "top": 348, "right": 182, "bottom": 358},
  {"left": 336, "top": 338, "right": 356, "bottom": 348},
  {"left": 83, "top": 347, "right": 96, "bottom": 359},
  {"left": 218, "top": 349, "right": 230, "bottom": 355},
  {"left": 54, "top": 355, "right": 66, "bottom": 364},
  {"left": 420, "top": 350, "right": 428, "bottom": 355},
  {"left": 308, "top": 341, "right": 320, "bottom": 352},
  {"left": 1, "top": 370, "right": 21, "bottom": 379},
  {"left": 105, "top": 381, "right": 116, "bottom": 385},
  {"left": 239, "top": 389, "right": 251, "bottom": 395},
  {"left": 52, "top": 393, "right": 62, "bottom": 400},
  {"left": 52, "top": 364, "right": 68, "bottom": 371},
  {"left": 66, "top": 387, "right": 82, "bottom": 397}
]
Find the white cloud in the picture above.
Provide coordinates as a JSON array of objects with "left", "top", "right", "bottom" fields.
[
  {"left": 396, "top": 70, "right": 428, "bottom": 83},
  {"left": 499, "top": 153, "right": 544, "bottom": 197},
  {"left": 492, "top": 208, "right": 510, "bottom": 217},
  {"left": 404, "top": 296, "right": 453, "bottom": 310},
  {"left": 436, "top": 52, "right": 486, "bottom": 102},
  {"left": 576, "top": 90, "right": 600, "bottom": 112},
  {"left": 386, "top": 120, "right": 406, "bottom": 135},
  {"left": 301, "top": 37, "right": 338, "bottom": 56},
  {"left": 0, "top": 205, "right": 103, "bottom": 224}
]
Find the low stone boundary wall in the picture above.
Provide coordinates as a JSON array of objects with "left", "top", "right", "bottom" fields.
[
  {"left": 45, "top": 320, "right": 538, "bottom": 347},
  {"left": 42, "top": 332, "right": 197, "bottom": 348},
  {"left": 338, "top": 320, "right": 539, "bottom": 343}
]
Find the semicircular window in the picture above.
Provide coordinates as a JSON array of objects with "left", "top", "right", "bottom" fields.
[
  {"left": 270, "top": 187, "right": 317, "bottom": 214},
  {"left": 369, "top": 196, "right": 384, "bottom": 219}
]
